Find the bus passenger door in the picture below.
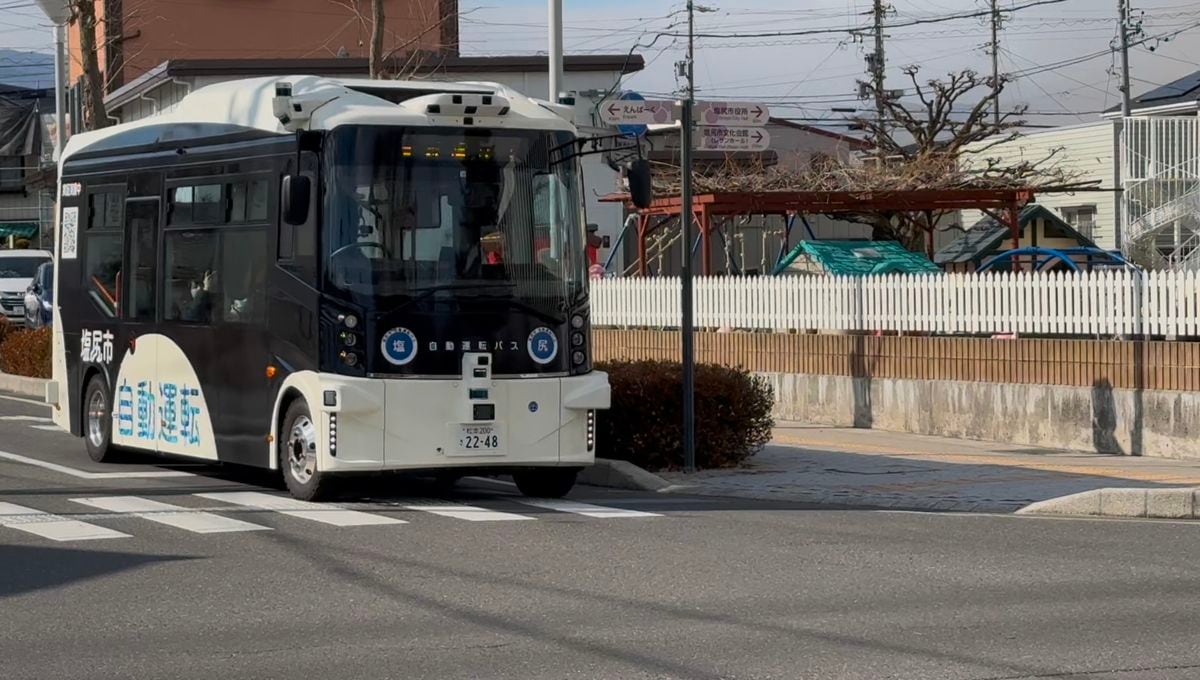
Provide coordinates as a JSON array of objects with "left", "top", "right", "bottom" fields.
[{"left": 112, "top": 198, "right": 160, "bottom": 452}]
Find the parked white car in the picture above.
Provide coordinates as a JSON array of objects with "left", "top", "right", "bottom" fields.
[{"left": 0, "top": 249, "right": 52, "bottom": 324}]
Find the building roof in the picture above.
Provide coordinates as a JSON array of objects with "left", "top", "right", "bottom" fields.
[
  {"left": 106, "top": 55, "right": 646, "bottom": 111},
  {"left": 1104, "top": 68, "right": 1200, "bottom": 116},
  {"left": 933, "top": 204, "right": 1096, "bottom": 264},
  {"left": 795, "top": 240, "right": 940, "bottom": 275}
]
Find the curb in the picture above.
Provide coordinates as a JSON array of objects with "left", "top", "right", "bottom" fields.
[
  {"left": 0, "top": 372, "right": 47, "bottom": 400},
  {"left": 1017, "top": 487, "right": 1200, "bottom": 519},
  {"left": 577, "top": 458, "right": 672, "bottom": 492}
]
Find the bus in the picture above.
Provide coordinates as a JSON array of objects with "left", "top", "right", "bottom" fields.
[{"left": 48, "top": 76, "right": 644, "bottom": 501}]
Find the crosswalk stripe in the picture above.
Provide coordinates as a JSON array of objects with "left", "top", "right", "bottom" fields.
[
  {"left": 195, "top": 491, "right": 406, "bottom": 527},
  {"left": 0, "top": 501, "right": 130, "bottom": 542},
  {"left": 514, "top": 499, "right": 662, "bottom": 518},
  {"left": 403, "top": 504, "right": 534, "bottom": 522},
  {"left": 0, "top": 415, "right": 53, "bottom": 422},
  {"left": 71, "top": 496, "right": 272, "bottom": 534},
  {"left": 30, "top": 425, "right": 62, "bottom": 432}
]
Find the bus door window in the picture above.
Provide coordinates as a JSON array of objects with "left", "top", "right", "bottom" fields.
[
  {"left": 84, "top": 189, "right": 124, "bottom": 318},
  {"left": 125, "top": 199, "right": 160, "bottom": 321},
  {"left": 164, "top": 230, "right": 219, "bottom": 324}
]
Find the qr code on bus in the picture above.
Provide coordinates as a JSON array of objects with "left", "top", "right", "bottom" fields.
[{"left": 60, "top": 206, "right": 79, "bottom": 259}]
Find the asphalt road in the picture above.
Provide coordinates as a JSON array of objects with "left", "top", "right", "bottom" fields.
[{"left": 2, "top": 392, "right": 1200, "bottom": 680}]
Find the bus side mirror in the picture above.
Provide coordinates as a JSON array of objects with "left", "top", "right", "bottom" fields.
[
  {"left": 625, "top": 159, "right": 653, "bottom": 209},
  {"left": 282, "top": 175, "right": 311, "bottom": 226}
]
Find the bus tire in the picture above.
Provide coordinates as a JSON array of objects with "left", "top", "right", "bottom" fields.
[
  {"left": 83, "top": 375, "right": 123, "bottom": 463},
  {"left": 280, "top": 399, "right": 332, "bottom": 501},
  {"left": 513, "top": 468, "right": 578, "bottom": 498}
]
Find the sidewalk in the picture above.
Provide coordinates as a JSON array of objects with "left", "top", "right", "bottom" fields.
[{"left": 657, "top": 423, "right": 1200, "bottom": 513}]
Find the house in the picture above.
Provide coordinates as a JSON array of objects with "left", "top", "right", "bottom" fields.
[
  {"left": 65, "top": 0, "right": 458, "bottom": 95},
  {"left": 1105, "top": 70, "right": 1200, "bottom": 269},
  {"left": 960, "top": 122, "right": 1116, "bottom": 250},
  {"left": 777, "top": 240, "right": 940, "bottom": 276},
  {"left": 935, "top": 204, "right": 1102, "bottom": 272},
  {"left": 0, "top": 85, "right": 55, "bottom": 249}
]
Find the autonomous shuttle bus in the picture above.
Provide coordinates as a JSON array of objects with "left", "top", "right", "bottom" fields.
[{"left": 48, "top": 76, "right": 612, "bottom": 500}]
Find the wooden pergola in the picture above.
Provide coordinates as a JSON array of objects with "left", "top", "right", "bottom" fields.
[{"left": 604, "top": 188, "right": 1036, "bottom": 276}]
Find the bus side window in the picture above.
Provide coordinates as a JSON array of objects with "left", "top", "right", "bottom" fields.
[
  {"left": 164, "top": 230, "right": 219, "bottom": 324},
  {"left": 125, "top": 199, "right": 159, "bottom": 321},
  {"left": 84, "top": 190, "right": 124, "bottom": 318}
]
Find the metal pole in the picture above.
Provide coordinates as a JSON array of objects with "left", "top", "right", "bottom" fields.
[
  {"left": 548, "top": 0, "right": 564, "bottom": 103},
  {"left": 990, "top": 0, "right": 1001, "bottom": 127},
  {"left": 680, "top": 0, "right": 697, "bottom": 473},
  {"left": 872, "top": 0, "right": 887, "bottom": 156},
  {"left": 52, "top": 22, "right": 66, "bottom": 160},
  {"left": 1118, "top": 0, "right": 1132, "bottom": 116}
]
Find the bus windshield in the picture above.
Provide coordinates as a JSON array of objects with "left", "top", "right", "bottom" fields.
[{"left": 324, "top": 126, "right": 587, "bottom": 318}]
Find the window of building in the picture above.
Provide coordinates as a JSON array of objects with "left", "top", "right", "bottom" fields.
[
  {"left": 84, "top": 232, "right": 122, "bottom": 318},
  {"left": 1061, "top": 205, "right": 1097, "bottom": 238},
  {"left": 164, "top": 230, "right": 220, "bottom": 324},
  {"left": 126, "top": 199, "right": 159, "bottom": 321}
]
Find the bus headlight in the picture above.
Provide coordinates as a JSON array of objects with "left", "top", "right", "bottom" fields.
[
  {"left": 339, "top": 330, "right": 358, "bottom": 347},
  {"left": 570, "top": 314, "right": 584, "bottom": 330},
  {"left": 572, "top": 350, "right": 586, "bottom": 366},
  {"left": 340, "top": 313, "right": 359, "bottom": 329},
  {"left": 340, "top": 351, "right": 360, "bottom": 367},
  {"left": 329, "top": 413, "right": 338, "bottom": 456},
  {"left": 571, "top": 331, "right": 585, "bottom": 347}
]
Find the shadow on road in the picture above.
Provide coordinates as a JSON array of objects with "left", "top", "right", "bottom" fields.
[{"left": 0, "top": 545, "right": 197, "bottom": 599}]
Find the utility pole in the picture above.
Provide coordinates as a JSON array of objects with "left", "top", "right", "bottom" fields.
[
  {"left": 990, "top": 0, "right": 1002, "bottom": 126},
  {"left": 548, "top": 0, "right": 564, "bottom": 102},
  {"left": 679, "top": 0, "right": 697, "bottom": 473},
  {"left": 869, "top": 0, "right": 888, "bottom": 158},
  {"left": 1117, "top": 0, "right": 1132, "bottom": 116}
]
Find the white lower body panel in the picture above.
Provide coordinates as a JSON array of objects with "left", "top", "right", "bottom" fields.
[{"left": 307, "top": 372, "right": 608, "bottom": 474}]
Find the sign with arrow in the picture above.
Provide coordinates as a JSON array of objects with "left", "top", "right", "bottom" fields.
[
  {"left": 696, "top": 125, "right": 771, "bottom": 152},
  {"left": 695, "top": 101, "right": 770, "bottom": 127},
  {"left": 599, "top": 95, "right": 676, "bottom": 129}
]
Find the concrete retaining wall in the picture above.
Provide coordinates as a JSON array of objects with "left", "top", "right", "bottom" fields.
[
  {"left": 0, "top": 371, "right": 47, "bottom": 400},
  {"left": 764, "top": 372, "right": 1200, "bottom": 460}
]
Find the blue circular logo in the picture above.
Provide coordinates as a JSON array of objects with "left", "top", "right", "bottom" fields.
[
  {"left": 527, "top": 327, "right": 558, "bottom": 365},
  {"left": 380, "top": 327, "right": 418, "bottom": 366},
  {"left": 528, "top": 401, "right": 539, "bottom": 413}
]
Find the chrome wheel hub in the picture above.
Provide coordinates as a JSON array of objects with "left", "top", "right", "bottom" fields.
[
  {"left": 86, "top": 389, "right": 106, "bottom": 448},
  {"left": 286, "top": 415, "right": 318, "bottom": 485}
]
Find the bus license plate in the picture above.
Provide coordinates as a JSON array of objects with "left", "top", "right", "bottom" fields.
[{"left": 457, "top": 424, "right": 501, "bottom": 453}]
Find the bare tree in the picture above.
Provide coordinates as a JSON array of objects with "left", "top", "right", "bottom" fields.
[
  {"left": 369, "top": 0, "right": 385, "bottom": 78},
  {"left": 70, "top": 0, "right": 110, "bottom": 130}
]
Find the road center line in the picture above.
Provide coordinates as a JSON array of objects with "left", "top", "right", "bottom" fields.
[{"left": 0, "top": 449, "right": 195, "bottom": 479}]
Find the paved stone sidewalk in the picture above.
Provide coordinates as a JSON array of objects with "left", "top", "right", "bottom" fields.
[{"left": 657, "top": 423, "right": 1200, "bottom": 513}]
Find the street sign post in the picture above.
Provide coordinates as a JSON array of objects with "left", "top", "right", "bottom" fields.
[
  {"left": 599, "top": 96, "right": 676, "bottom": 130},
  {"left": 696, "top": 125, "right": 771, "bottom": 152},
  {"left": 695, "top": 101, "right": 770, "bottom": 127}
]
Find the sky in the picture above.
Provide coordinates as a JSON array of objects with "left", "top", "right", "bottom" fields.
[
  {"left": 0, "top": 0, "right": 1197, "bottom": 128},
  {"left": 455, "top": 0, "right": 1200, "bottom": 128}
]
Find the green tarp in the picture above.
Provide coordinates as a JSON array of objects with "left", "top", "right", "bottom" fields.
[
  {"left": 0, "top": 222, "right": 39, "bottom": 239},
  {"left": 775, "top": 240, "right": 940, "bottom": 276}
]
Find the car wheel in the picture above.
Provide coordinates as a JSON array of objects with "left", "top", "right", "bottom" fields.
[
  {"left": 83, "top": 376, "right": 119, "bottom": 463},
  {"left": 513, "top": 468, "right": 579, "bottom": 498},
  {"left": 280, "top": 399, "right": 333, "bottom": 501}
]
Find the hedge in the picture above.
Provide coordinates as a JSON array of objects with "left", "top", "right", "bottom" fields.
[
  {"left": 595, "top": 359, "right": 774, "bottom": 471},
  {"left": 0, "top": 326, "right": 51, "bottom": 379}
]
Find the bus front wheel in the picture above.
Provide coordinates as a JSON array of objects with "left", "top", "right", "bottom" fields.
[
  {"left": 280, "top": 399, "right": 332, "bottom": 501},
  {"left": 513, "top": 468, "right": 579, "bottom": 499},
  {"left": 83, "top": 376, "right": 118, "bottom": 463}
]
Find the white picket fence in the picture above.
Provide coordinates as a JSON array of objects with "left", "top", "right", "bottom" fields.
[{"left": 591, "top": 270, "right": 1200, "bottom": 337}]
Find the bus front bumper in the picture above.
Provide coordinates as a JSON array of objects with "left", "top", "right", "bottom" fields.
[{"left": 309, "top": 372, "right": 609, "bottom": 473}]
